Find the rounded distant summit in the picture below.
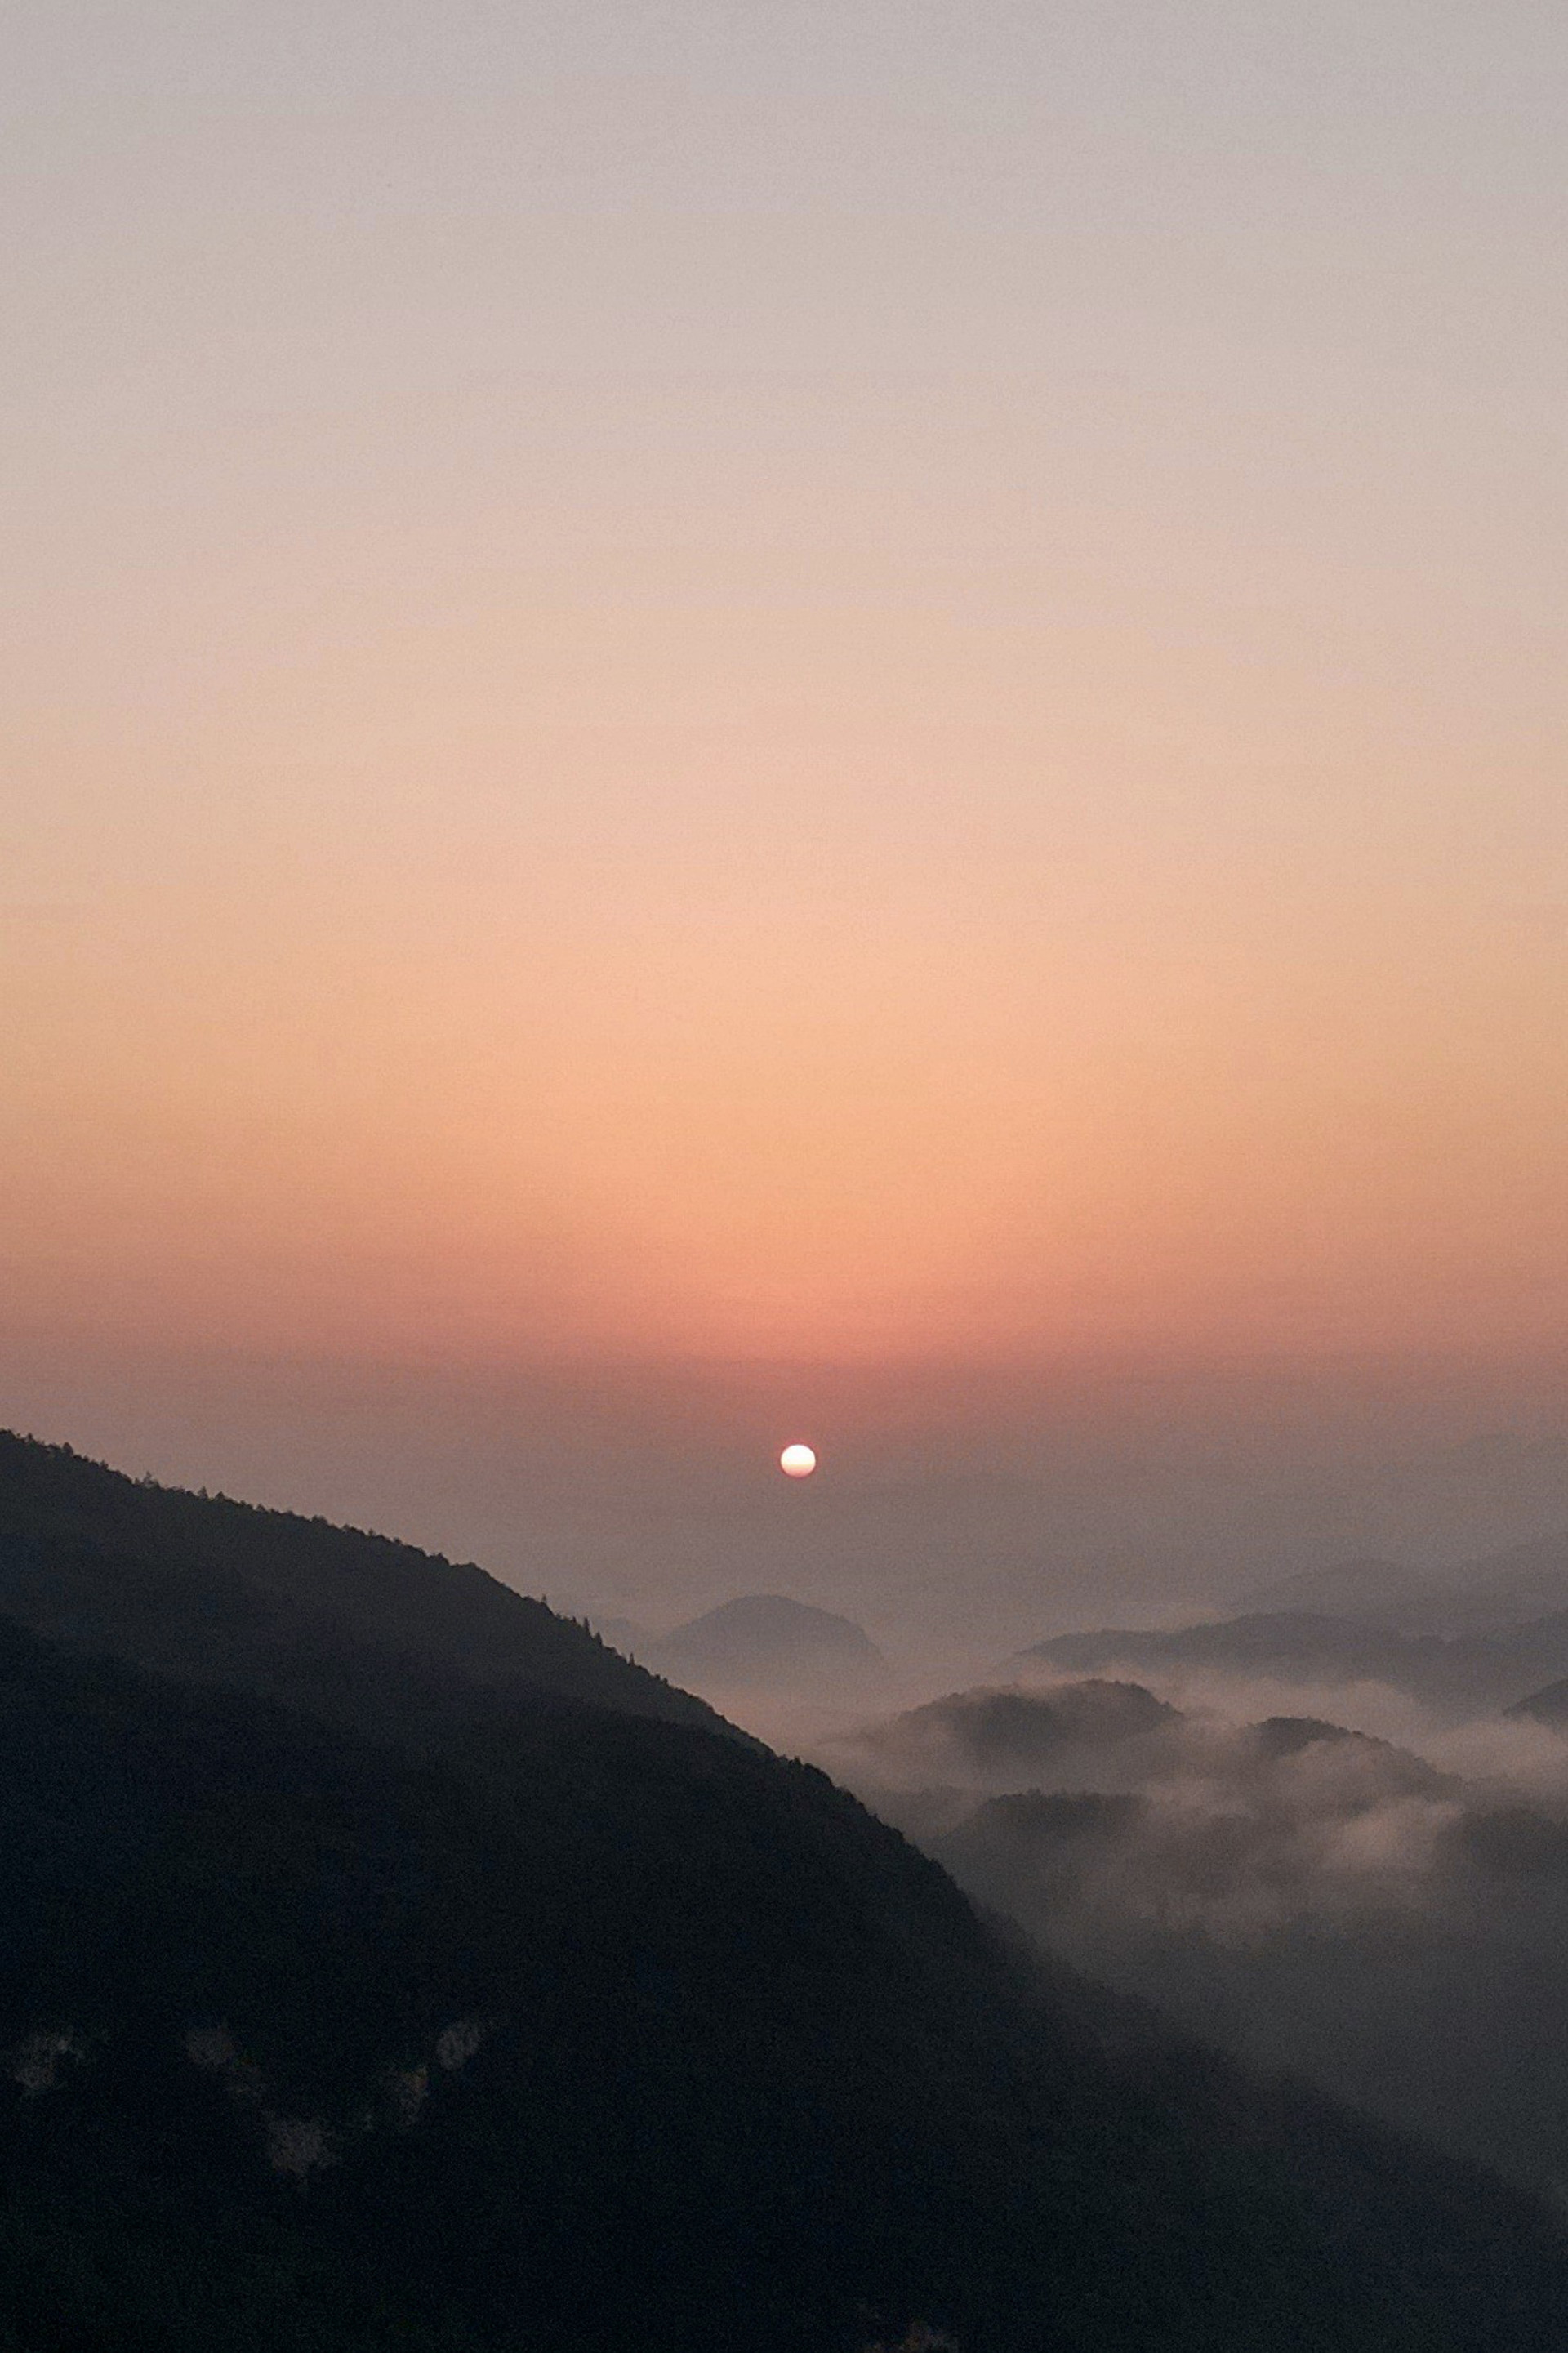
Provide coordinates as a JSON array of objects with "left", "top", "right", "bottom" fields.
[
  {"left": 652, "top": 1594, "right": 880, "bottom": 1692},
  {"left": 779, "top": 1443, "right": 817, "bottom": 1478}
]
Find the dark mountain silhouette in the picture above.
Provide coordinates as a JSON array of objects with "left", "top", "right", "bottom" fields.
[
  {"left": 1, "top": 1433, "right": 1566, "bottom": 2351},
  {"left": 651, "top": 1593, "right": 883, "bottom": 1689},
  {"left": 0, "top": 1428, "right": 731, "bottom": 1747},
  {"left": 583, "top": 1611, "right": 653, "bottom": 1659}
]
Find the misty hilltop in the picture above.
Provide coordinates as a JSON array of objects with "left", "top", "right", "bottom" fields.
[
  {"left": 849, "top": 1678, "right": 1179, "bottom": 1795},
  {"left": 649, "top": 1593, "right": 884, "bottom": 1691}
]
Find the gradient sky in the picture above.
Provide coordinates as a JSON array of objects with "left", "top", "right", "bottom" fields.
[{"left": 4, "top": 1, "right": 1566, "bottom": 1393}]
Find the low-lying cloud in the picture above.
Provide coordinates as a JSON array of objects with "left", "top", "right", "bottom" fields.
[{"left": 825, "top": 1672, "right": 1568, "bottom": 2195}]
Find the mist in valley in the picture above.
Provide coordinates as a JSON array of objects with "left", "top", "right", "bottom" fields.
[
  {"left": 777, "top": 1613, "right": 1568, "bottom": 2203},
  {"left": 519, "top": 1418, "right": 1568, "bottom": 2207}
]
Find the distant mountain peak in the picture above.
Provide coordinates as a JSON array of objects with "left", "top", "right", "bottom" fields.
[{"left": 651, "top": 1593, "right": 883, "bottom": 1687}]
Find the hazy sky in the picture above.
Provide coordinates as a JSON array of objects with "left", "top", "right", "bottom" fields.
[{"left": 4, "top": 2, "right": 1566, "bottom": 1400}]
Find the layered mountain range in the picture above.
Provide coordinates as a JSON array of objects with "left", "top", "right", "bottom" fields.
[
  {"left": 835, "top": 1669, "right": 1568, "bottom": 2195},
  {"left": 1, "top": 1432, "right": 1566, "bottom": 2351}
]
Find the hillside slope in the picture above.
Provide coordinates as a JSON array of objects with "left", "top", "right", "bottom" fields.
[{"left": 0, "top": 1431, "right": 728, "bottom": 1744}]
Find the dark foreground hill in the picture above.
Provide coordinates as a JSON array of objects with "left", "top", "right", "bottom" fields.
[
  {"left": 1, "top": 1437, "right": 1566, "bottom": 2351},
  {"left": 0, "top": 1428, "right": 729, "bottom": 1745}
]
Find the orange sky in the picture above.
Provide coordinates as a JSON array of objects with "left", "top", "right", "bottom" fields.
[{"left": 3, "top": 2, "right": 1566, "bottom": 1386}]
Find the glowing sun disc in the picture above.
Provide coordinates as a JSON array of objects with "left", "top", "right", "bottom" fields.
[{"left": 779, "top": 1443, "right": 817, "bottom": 1479}]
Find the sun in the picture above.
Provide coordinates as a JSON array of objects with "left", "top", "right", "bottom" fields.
[{"left": 778, "top": 1443, "right": 817, "bottom": 1479}]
